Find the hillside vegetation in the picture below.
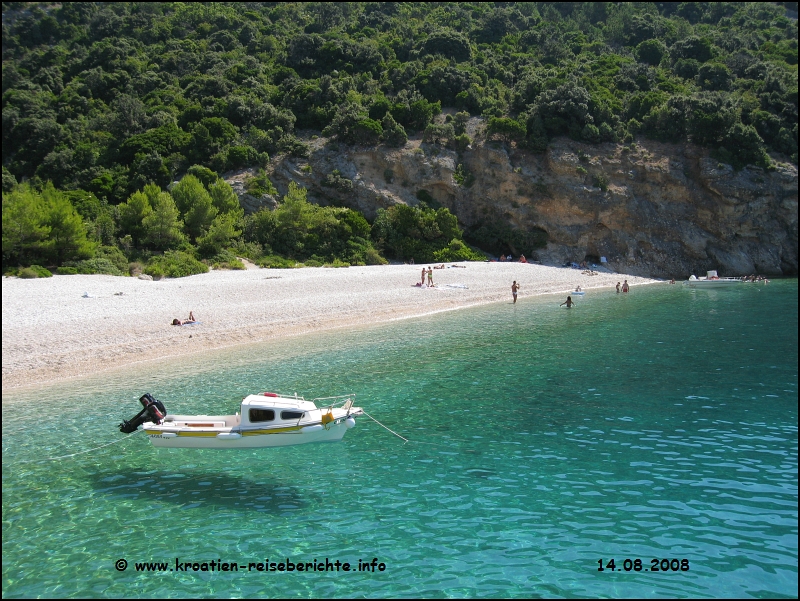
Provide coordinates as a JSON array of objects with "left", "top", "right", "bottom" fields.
[{"left": 2, "top": 2, "right": 797, "bottom": 274}]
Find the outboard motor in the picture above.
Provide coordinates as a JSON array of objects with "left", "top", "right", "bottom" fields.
[{"left": 119, "top": 393, "right": 167, "bottom": 433}]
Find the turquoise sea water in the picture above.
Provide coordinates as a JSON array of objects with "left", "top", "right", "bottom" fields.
[{"left": 2, "top": 280, "right": 797, "bottom": 599}]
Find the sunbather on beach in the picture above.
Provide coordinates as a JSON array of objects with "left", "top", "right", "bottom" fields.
[{"left": 172, "top": 312, "right": 197, "bottom": 325}]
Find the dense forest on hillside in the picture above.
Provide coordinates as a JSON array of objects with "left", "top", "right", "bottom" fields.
[{"left": 2, "top": 2, "right": 798, "bottom": 276}]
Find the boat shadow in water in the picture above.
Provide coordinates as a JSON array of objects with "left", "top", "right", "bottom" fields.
[{"left": 85, "top": 468, "right": 315, "bottom": 513}]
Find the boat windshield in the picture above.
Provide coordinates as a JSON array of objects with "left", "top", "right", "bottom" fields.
[{"left": 249, "top": 408, "right": 275, "bottom": 422}]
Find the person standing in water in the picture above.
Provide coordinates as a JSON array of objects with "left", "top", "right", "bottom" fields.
[
  {"left": 511, "top": 281, "right": 520, "bottom": 303},
  {"left": 560, "top": 296, "right": 575, "bottom": 308},
  {"left": 622, "top": 279, "right": 629, "bottom": 293},
  {"left": 616, "top": 282, "right": 621, "bottom": 293}
]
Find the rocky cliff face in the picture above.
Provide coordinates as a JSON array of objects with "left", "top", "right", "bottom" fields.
[{"left": 243, "top": 132, "right": 797, "bottom": 278}]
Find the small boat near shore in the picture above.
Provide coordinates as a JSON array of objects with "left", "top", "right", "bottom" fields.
[
  {"left": 119, "top": 392, "right": 363, "bottom": 449},
  {"left": 684, "top": 270, "right": 744, "bottom": 288}
]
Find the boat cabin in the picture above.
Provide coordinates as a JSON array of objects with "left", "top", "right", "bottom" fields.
[
  {"left": 239, "top": 393, "right": 319, "bottom": 427},
  {"left": 159, "top": 393, "right": 321, "bottom": 430}
]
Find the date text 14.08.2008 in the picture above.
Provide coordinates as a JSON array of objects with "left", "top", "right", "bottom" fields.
[{"left": 598, "top": 559, "right": 690, "bottom": 572}]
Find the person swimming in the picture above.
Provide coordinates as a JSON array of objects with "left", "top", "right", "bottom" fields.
[{"left": 560, "top": 296, "right": 575, "bottom": 308}]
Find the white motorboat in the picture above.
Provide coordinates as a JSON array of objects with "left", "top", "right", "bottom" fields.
[
  {"left": 684, "top": 270, "right": 744, "bottom": 288},
  {"left": 119, "top": 392, "right": 363, "bottom": 449}
]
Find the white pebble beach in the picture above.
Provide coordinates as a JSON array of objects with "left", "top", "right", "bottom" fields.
[{"left": 2, "top": 262, "right": 659, "bottom": 390}]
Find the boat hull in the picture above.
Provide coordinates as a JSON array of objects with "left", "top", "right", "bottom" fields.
[
  {"left": 145, "top": 418, "right": 353, "bottom": 449},
  {"left": 684, "top": 279, "right": 743, "bottom": 288}
]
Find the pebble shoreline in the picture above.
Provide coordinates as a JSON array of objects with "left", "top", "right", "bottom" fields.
[{"left": 2, "top": 262, "right": 659, "bottom": 390}]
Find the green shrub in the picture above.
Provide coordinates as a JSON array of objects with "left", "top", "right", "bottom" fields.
[
  {"left": 68, "top": 257, "right": 125, "bottom": 276},
  {"left": 576, "top": 166, "right": 588, "bottom": 174},
  {"left": 453, "top": 164, "right": 475, "bottom": 187},
  {"left": 29, "top": 265, "right": 53, "bottom": 277},
  {"left": 145, "top": 251, "right": 209, "bottom": 278},
  {"left": 213, "top": 257, "right": 245, "bottom": 270},
  {"left": 256, "top": 254, "right": 298, "bottom": 269},
  {"left": 433, "top": 239, "right": 486, "bottom": 262},
  {"left": 372, "top": 204, "right": 465, "bottom": 263},
  {"left": 246, "top": 170, "right": 278, "bottom": 197},
  {"left": 18, "top": 267, "right": 41, "bottom": 278},
  {"left": 592, "top": 174, "right": 609, "bottom": 191},
  {"left": 209, "top": 249, "right": 245, "bottom": 270},
  {"left": 96, "top": 246, "right": 129, "bottom": 273},
  {"left": 322, "top": 169, "right": 354, "bottom": 192},
  {"left": 324, "top": 258, "right": 351, "bottom": 268},
  {"left": 128, "top": 261, "right": 144, "bottom": 276},
  {"left": 453, "top": 134, "right": 471, "bottom": 152},
  {"left": 364, "top": 247, "right": 388, "bottom": 266},
  {"left": 231, "top": 241, "right": 264, "bottom": 261},
  {"left": 303, "top": 257, "right": 324, "bottom": 267},
  {"left": 56, "top": 266, "right": 78, "bottom": 275}
]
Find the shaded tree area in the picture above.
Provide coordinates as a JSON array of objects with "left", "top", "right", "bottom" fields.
[
  {"left": 371, "top": 202, "right": 484, "bottom": 263},
  {"left": 242, "top": 181, "right": 385, "bottom": 267},
  {"left": 1, "top": 2, "right": 797, "bottom": 275},
  {"left": 2, "top": 173, "right": 390, "bottom": 275},
  {"left": 2, "top": 2, "right": 795, "bottom": 205}
]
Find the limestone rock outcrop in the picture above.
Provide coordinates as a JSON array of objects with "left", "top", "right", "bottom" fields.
[{"left": 239, "top": 135, "right": 797, "bottom": 278}]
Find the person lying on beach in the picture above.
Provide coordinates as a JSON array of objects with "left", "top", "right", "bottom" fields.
[
  {"left": 560, "top": 296, "right": 576, "bottom": 308},
  {"left": 172, "top": 312, "right": 197, "bottom": 325},
  {"left": 433, "top": 264, "right": 446, "bottom": 269}
]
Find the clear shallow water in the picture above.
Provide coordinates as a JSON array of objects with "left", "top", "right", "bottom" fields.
[{"left": 3, "top": 280, "right": 797, "bottom": 599}]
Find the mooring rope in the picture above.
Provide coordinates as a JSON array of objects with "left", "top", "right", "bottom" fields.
[
  {"left": 16, "top": 429, "right": 145, "bottom": 463},
  {"left": 362, "top": 410, "right": 408, "bottom": 443}
]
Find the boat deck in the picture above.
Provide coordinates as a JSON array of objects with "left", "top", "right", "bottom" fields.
[{"left": 163, "top": 414, "right": 241, "bottom": 427}]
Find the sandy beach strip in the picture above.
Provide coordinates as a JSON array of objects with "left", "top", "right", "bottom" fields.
[{"left": 2, "top": 262, "right": 659, "bottom": 390}]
